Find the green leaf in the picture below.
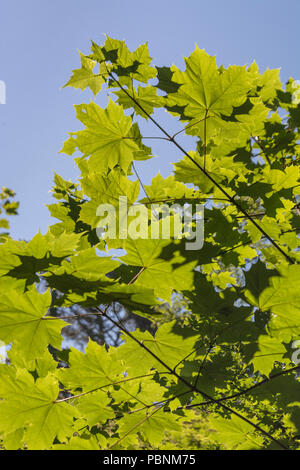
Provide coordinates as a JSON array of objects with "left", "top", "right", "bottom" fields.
[
  {"left": 75, "top": 391, "right": 115, "bottom": 427},
  {"left": 167, "top": 46, "right": 252, "bottom": 121},
  {"left": 58, "top": 340, "right": 124, "bottom": 392},
  {"left": 114, "top": 85, "right": 164, "bottom": 118},
  {"left": 248, "top": 335, "right": 287, "bottom": 376},
  {"left": 0, "top": 287, "right": 66, "bottom": 360},
  {"left": 119, "top": 238, "right": 197, "bottom": 301},
  {"left": 60, "top": 99, "right": 140, "bottom": 174},
  {"left": 259, "top": 265, "right": 300, "bottom": 342},
  {"left": 113, "top": 409, "right": 181, "bottom": 448},
  {"left": 53, "top": 435, "right": 102, "bottom": 450},
  {"left": 103, "top": 37, "right": 156, "bottom": 84},
  {"left": 50, "top": 247, "right": 120, "bottom": 281},
  {"left": 63, "top": 51, "right": 107, "bottom": 96},
  {"left": 118, "top": 320, "right": 198, "bottom": 375},
  {"left": 209, "top": 414, "right": 264, "bottom": 450},
  {"left": 0, "top": 368, "right": 77, "bottom": 449},
  {"left": 79, "top": 168, "right": 140, "bottom": 230}
]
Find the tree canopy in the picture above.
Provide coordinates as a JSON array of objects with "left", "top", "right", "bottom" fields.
[{"left": 0, "top": 36, "right": 299, "bottom": 450}]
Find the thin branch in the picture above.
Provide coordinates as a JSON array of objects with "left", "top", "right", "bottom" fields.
[
  {"left": 203, "top": 108, "right": 208, "bottom": 171},
  {"left": 252, "top": 136, "right": 271, "bottom": 165},
  {"left": 172, "top": 343, "right": 204, "bottom": 373},
  {"left": 122, "top": 136, "right": 170, "bottom": 141},
  {"left": 127, "top": 266, "right": 146, "bottom": 285},
  {"left": 194, "top": 338, "right": 215, "bottom": 389},
  {"left": 184, "top": 364, "right": 300, "bottom": 410},
  {"left": 171, "top": 115, "right": 211, "bottom": 139},
  {"left": 141, "top": 196, "right": 230, "bottom": 205},
  {"left": 132, "top": 162, "right": 151, "bottom": 203}
]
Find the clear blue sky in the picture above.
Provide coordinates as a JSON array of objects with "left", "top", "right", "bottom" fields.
[{"left": 1, "top": 0, "right": 299, "bottom": 240}]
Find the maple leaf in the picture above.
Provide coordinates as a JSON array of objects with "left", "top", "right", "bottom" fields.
[{"left": 60, "top": 99, "right": 140, "bottom": 174}]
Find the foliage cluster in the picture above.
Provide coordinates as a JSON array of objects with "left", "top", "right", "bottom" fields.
[{"left": 0, "top": 36, "right": 299, "bottom": 450}]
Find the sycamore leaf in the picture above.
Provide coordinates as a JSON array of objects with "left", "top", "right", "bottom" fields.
[
  {"left": 112, "top": 409, "right": 181, "bottom": 448},
  {"left": 0, "top": 219, "right": 9, "bottom": 229},
  {"left": 0, "top": 368, "right": 77, "bottom": 450},
  {"left": 119, "top": 238, "right": 197, "bottom": 301},
  {"left": 141, "top": 172, "right": 195, "bottom": 202},
  {"left": 1, "top": 428, "right": 25, "bottom": 451},
  {"left": 60, "top": 99, "right": 140, "bottom": 174},
  {"left": 243, "top": 260, "right": 277, "bottom": 306},
  {"left": 102, "top": 36, "right": 156, "bottom": 84},
  {"left": 173, "top": 151, "right": 238, "bottom": 193},
  {"left": 53, "top": 435, "right": 102, "bottom": 450},
  {"left": 58, "top": 340, "right": 124, "bottom": 392},
  {"left": 248, "top": 335, "right": 287, "bottom": 376},
  {"left": 7, "top": 347, "right": 58, "bottom": 378},
  {"left": 245, "top": 264, "right": 300, "bottom": 341},
  {"left": 0, "top": 230, "right": 81, "bottom": 290},
  {"left": 50, "top": 248, "right": 120, "bottom": 282},
  {"left": 79, "top": 168, "right": 140, "bottom": 230},
  {"left": 155, "top": 66, "right": 181, "bottom": 94},
  {"left": 114, "top": 85, "right": 164, "bottom": 118},
  {"left": 248, "top": 62, "right": 282, "bottom": 103},
  {"left": 167, "top": 46, "right": 252, "bottom": 121},
  {"left": 118, "top": 320, "right": 198, "bottom": 375},
  {"left": 0, "top": 287, "right": 66, "bottom": 360},
  {"left": 94, "top": 283, "right": 160, "bottom": 315},
  {"left": 264, "top": 166, "right": 300, "bottom": 192},
  {"left": 209, "top": 414, "right": 264, "bottom": 450},
  {"left": 245, "top": 264, "right": 300, "bottom": 342},
  {"left": 127, "top": 122, "right": 154, "bottom": 161},
  {"left": 259, "top": 265, "right": 300, "bottom": 342},
  {"left": 63, "top": 52, "right": 107, "bottom": 96},
  {"left": 81, "top": 167, "right": 140, "bottom": 205},
  {"left": 74, "top": 391, "right": 115, "bottom": 427}
]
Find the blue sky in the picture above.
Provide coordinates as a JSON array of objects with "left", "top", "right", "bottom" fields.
[{"left": 1, "top": 0, "right": 299, "bottom": 240}]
